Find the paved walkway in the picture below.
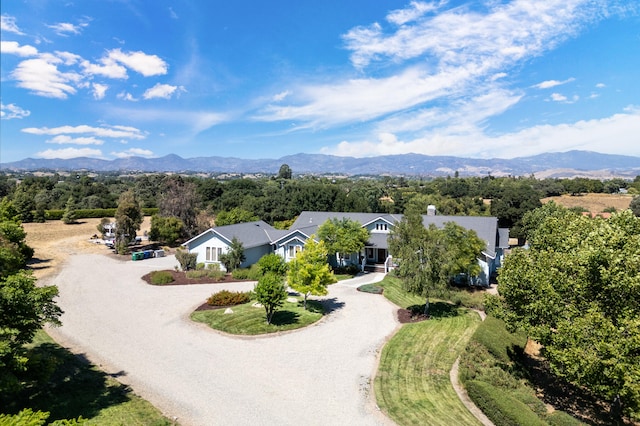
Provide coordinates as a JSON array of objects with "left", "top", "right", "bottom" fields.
[{"left": 46, "top": 255, "right": 398, "bottom": 426}]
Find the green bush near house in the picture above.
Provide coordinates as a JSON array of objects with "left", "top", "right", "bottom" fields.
[
  {"left": 206, "top": 290, "right": 251, "bottom": 306},
  {"left": 149, "top": 270, "right": 174, "bottom": 285}
]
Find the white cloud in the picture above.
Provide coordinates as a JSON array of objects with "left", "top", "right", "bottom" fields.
[
  {"left": 46, "top": 135, "right": 104, "bottom": 145},
  {"left": 551, "top": 93, "right": 567, "bottom": 102},
  {"left": 142, "top": 83, "right": 185, "bottom": 100},
  {"left": 92, "top": 83, "right": 108, "bottom": 100},
  {"left": 10, "top": 57, "right": 82, "bottom": 99},
  {"left": 272, "top": 90, "right": 291, "bottom": 102},
  {"left": 1, "top": 41, "right": 38, "bottom": 57},
  {"left": 81, "top": 57, "right": 128, "bottom": 79},
  {"left": 322, "top": 108, "right": 640, "bottom": 159},
  {"left": 22, "top": 124, "right": 147, "bottom": 140},
  {"left": 595, "top": 83, "right": 606, "bottom": 88},
  {"left": 117, "top": 92, "right": 138, "bottom": 101},
  {"left": 387, "top": 1, "right": 443, "bottom": 25},
  {"left": 534, "top": 78, "right": 575, "bottom": 89},
  {"left": 1, "top": 103, "right": 31, "bottom": 120},
  {"left": 107, "top": 49, "right": 168, "bottom": 76},
  {"left": 111, "top": 148, "right": 154, "bottom": 158},
  {"left": 1, "top": 15, "right": 24, "bottom": 35},
  {"left": 169, "top": 7, "right": 179, "bottom": 19},
  {"left": 35, "top": 147, "right": 103, "bottom": 159},
  {"left": 107, "top": 107, "right": 228, "bottom": 135},
  {"left": 47, "top": 22, "right": 87, "bottom": 36},
  {"left": 260, "top": 0, "right": 611, "bottom": 128}
]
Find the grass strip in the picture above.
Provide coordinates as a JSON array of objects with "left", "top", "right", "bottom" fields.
[
  {"left": 191, "top": 298, "right": 324, "bottom": 335},
  {"left": 375, "top": 309, "right": 482, "bottom": 426}
]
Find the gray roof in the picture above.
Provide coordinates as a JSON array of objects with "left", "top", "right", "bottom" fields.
[
  {"left": 183, "top": 220, "right": 279, "bottom": 250},
  {"left": 185, "top": 211, "right": 506, "bottom": 258},
  {"left": 290, "top": 211, "right": 502, "bottom": 257}
]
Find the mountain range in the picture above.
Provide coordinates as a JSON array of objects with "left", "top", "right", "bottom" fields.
[{"left": 1, "top": 151, "right": 639, "bottom": 178}]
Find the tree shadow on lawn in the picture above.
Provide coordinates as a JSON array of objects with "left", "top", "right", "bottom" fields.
[
  {"left": 270, "top": 310, "right": 301, "bottom": 326},
  {"left": 2, "top": 343, "right": 131, "bottom": 422}
]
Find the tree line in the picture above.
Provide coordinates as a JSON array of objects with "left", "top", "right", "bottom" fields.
[{"left": 2, "top": 170, "right": 639, "bottom": 244}]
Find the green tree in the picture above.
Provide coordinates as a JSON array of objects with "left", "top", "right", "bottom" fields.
[
  {"left": 490, "top": 181, "right": 541, "bottom": 242},
  {"left": 277, "top": 164, "right": 292, "bottom": 180},
  {"left": 440, "top": 221, "right": 485, "bottom": 282},
  {"left": 256, "top": 253, "right": 288, "bottom": 277},
  {"left": 388, "top": 207, "right": 446, "bottom": 316},
  {"left": 61, "top": 196, "right": 77, "bottom": 224},
  {"left": 253, "top": 273, "right": 287, "bottom": 324},
  {"left": 388, "top": 207, "right": 485, "bottom": 315},
  {"left": 491, "top": 205, "right": 640, "bottom": 419},
  {"left": 219, "top": 237, "right": 245, "bottom": 272},
  {"left": 287, "top": 236, "right": 335, "bottom": 310},
  {"left": 215, "top": 208, "right": 259, "bottom": 226},
  {"left": 149, "top": 215, "right": 185, "bottom": 245},
  {"left": 158, "top": 176, "right": 200, "bottom": 238},
  {"left": 317, "top": 217, "right": 370, "bottom": 266},
  {"left": 0, "top": 270, "right": 62, "bottom": 392},
  {"left": 0, "top": 200, "right": 34, "bottom": 279},
  {"left": 114, "top": 190, "right": 143, "bottom": 253},
  {"left": 630, "top": 195, "right": 640, "bottom": 217}
]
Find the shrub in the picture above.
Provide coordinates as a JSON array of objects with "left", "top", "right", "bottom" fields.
[
  {"left": 150, "top": 270, "right": 174, "bottom": 285},
  {"left": 185, "top": 269, "right": 225, "bottom": 281},
  {"left": 196, "top": 262, "right": 205, "bottom": 270},
  {"left": 231, "top": 265, "right": 261, "bottom": 280},
  {"left": 175, "top": 249, "right": 198, "bottom": 271},
  {"left": 546, "top": 411, "right": 582, "bottom": 426},
  {"left": 332, "top": 264, "right": 361, "bottom": 276},
  {"left": 472, "top": 316, "right": 526, "bottom": 367},
  {"left": 465, "top": 380, "right": 546, "bottom": 426},
  {"left": 256, "top": 253, "right": 288, "bottom": 276},
  {"left": 357, "top": 284, "right": 383, "bottom": 294},
  {"left": 207, "top": 290, "right": 251, "bottom": 306}
]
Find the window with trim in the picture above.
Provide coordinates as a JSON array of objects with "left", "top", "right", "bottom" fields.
[
  {"left": 366, "top": 248, "right": 374, "bottom": 259},
  {"left": 206, "top": 247, "right": 223, "bottom": 261},
  {"left": 288, "top": 245, "right": 302, "bottom": 258}
]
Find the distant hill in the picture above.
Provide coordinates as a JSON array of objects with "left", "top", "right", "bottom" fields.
[{"left": 1, "top": 151, "right": 639, "bottom": 178}]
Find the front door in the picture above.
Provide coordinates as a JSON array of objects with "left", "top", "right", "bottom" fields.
[{"left": 377, "top": 248, "right": 387, "bottom": 263}]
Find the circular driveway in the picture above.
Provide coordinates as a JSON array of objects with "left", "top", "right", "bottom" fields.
[{"left": 47, "top": 254, "right": 399, "bottom": 426}]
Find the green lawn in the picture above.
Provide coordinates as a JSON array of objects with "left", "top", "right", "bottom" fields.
[
  {"left": 375, "top": 308, "right": 482, "bottom": 426},
  {"left": 191, "top": 297, "right": 324, "bottom": 335},
  {"left": 2, "top": 331, "right": 173, "bottom": 425},
  {"left": 375, "top": 274, "right": 485, "bottom": 426}
]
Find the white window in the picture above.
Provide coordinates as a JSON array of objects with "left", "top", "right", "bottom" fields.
[
  {"left": 206, "top": 247, "right": 222, "bottom": 261},
  {"left": 289, "top": 245, "right": 302, "bottom": 258}
]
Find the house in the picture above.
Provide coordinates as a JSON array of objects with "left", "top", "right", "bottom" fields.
[{"left": 183, "top": 209, "right": 509, "bottom": 285}]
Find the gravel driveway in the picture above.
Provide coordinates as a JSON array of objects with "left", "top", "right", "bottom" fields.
[{"left": 46, "top": 254, "right": 399, "bottom": 426}]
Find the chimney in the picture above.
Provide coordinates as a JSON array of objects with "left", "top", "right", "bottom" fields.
[{"left": 427, "top": 205, "right": 436, "bottom": 216}]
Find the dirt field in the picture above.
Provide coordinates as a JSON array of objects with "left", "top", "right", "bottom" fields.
[
  {"left": 542, "top": 193, "right": 633, "bottom": 214},
  {"left": 23, "top": 217, "right": 151, "bottom": 281}
]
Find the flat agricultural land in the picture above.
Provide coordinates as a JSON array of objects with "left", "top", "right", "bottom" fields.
[
  {"left": 542, "top": 193, "right": 632, "bottom": 214},
  {"left": 23, "top": 217, "right": 151, "bottom": 281}
]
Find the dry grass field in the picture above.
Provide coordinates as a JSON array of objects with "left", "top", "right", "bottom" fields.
[
  {"left": 542, "top": 193, "right": 633, "bottom": 215},
  {"left": 23, "top": 217, "right": 151, "bottom": 281}
]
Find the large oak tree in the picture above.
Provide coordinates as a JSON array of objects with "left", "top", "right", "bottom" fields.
[{"left": 491, "top": 203, "right": 640, "bottom": 420}]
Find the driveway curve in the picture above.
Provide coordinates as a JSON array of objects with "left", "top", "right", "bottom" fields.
[{"left": 46, "top": 254, "right": 399, "bottom": 426}]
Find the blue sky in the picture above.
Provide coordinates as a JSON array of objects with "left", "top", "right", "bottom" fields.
[{"left": 1, "top": 0, "right": 639, "bottom": 163}]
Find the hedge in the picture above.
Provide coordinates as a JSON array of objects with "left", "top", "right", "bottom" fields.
[
  {"left": 44, "top": 208, "right": 158, "bottom": 220},
  {"left": 465, "top": 380, "right": 547, "bottom": 426}
]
